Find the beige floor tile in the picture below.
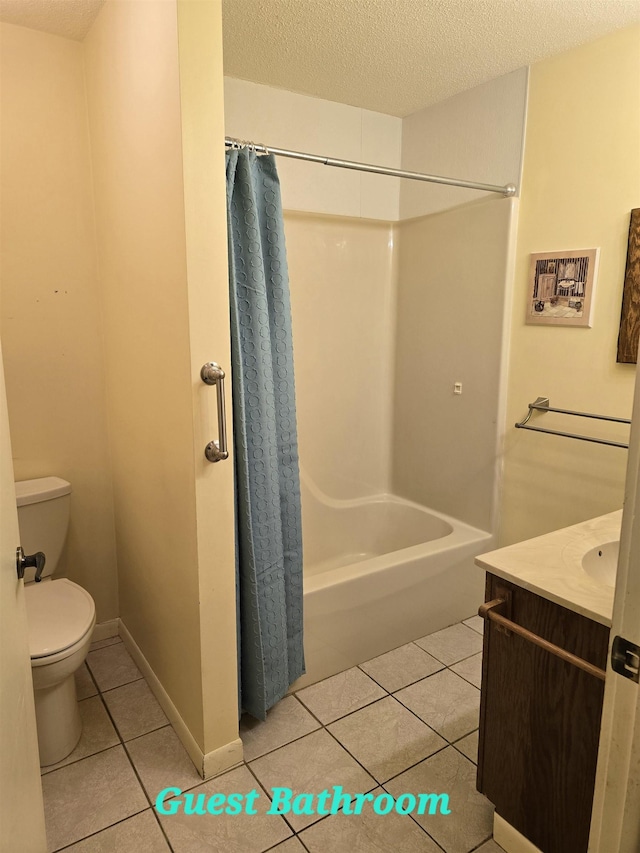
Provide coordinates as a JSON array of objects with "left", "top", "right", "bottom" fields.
[
  {"left": 157, "top": 764, "right": 292, "bottom": 853},
  {"left": 103, "top": 679, "right": 169, "bottom": 741},
  {"left": 454, "top": 730, "right": 479, "bottom": 765},
  {"left": 296, "top": 667, "right": 386, "bottom": 724},
  {"left": 126, "top": 725, "right": 202, "bottom": 801},
  {"left": 386, "top": 747, "right": 493, "bottom": 853},
  {"left": 396, "top": 670, "right": 480, "bottom": 742},
  {"left": 61, "top": 811, "right": 170, "bottom": 852},
  {"left": 241, "top": 695, "right": 320, "bottom": 761},
  {"left": 463, "top": 615, "right": 485, "bottom": 635},
  {"left": 328, "top": 696, "right": 446, "bottom": 783},
  {"left": 360, "top": 643, "right": 444, "bottom": 693},
  {"left": 270, "top": 837, "right": 307, "bottom": 852},
  {"left": 415, "top": 624, "right": 483, "bottom": 666},
  {"left": 74, "top": 663, "right": 98, "bottom": 700},
  {"left": 90, "top": 636, "right": 122, "bottom": 652},
  {"left": 249, "top": 728, "right": 375, "bottom": 832},
  {"left": 41, "top": 696, "right": 119, "bottom": 774},
  {"left": 451, "top": 652, "right": 483, "bottom": 688},
  {"left": 87, "top": 643, "right": 142, "bottom": 691},
  {"left": 299, "top": 787, "right": 442, "bottom": 853},
  {"left": 42, "top": 745, "right": 148, "bottom": 852}
]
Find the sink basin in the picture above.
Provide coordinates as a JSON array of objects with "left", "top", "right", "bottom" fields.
[{"left": 582, "top": 541, "right": 619, "bottom": 587}]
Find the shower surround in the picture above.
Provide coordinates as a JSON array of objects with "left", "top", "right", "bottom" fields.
[{"left": 285, "top": 199, "right": 516, "bottom": 687}]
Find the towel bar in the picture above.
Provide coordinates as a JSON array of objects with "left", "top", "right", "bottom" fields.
[
  {"left": 479, "top": 599, "right": 607, "bottom": 681},
  {"left": 515, "top": 397, "right": 630, "bottom": 449}
]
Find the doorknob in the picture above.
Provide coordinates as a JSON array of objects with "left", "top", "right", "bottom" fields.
[{"left": 16, "top": 547, "right": 46, "bottom": 582}]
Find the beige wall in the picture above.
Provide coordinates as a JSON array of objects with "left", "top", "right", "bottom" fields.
[
  {"left": 393, "top": 198, "right": 516, "bottom": 531},
  {"left": 500, "top": 26, "right": 640, "bottom": 546},
  {"left": 175, "top": 0, "right": 239, "bottom": 762},
  {"left": 285, "top": 212, "right": 396, "bottom": 498},
  {"left": 0, "top": 23, "right": 118, "bottom": 621},
  {"left": 84, "top": 0, "right": 238, "bottom": 758}
]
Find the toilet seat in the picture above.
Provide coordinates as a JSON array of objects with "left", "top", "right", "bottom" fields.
[{"left": 24, "top": 578, "right": 95, "bottom": 661}]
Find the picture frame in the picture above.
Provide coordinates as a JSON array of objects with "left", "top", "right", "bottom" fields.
[
  {"left": 616, "top": 209, "right": 640, "bottom": 364},
  {"left": 526, "top": 248, "right": 599, "bottom": 327}
]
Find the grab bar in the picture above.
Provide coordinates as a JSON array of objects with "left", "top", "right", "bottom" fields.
[
  {"left": 515, "top": 397, "right": 630, "bottom": 449},
  {"left": 201, "top": 362, "right": 229, "bottom": 463},
  {"left": 479, "top": 598, "right": 607, "bottom": 681}
]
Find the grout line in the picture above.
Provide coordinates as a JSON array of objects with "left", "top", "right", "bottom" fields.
[
  {"left": 41, "top": 741, "right": 121, "bottom": 777},
  {"left": 293, "top": 693, "right": 388, "bottom": 729},
  {"left": 148, "top": 804, "right": 176, "bottom": 853},
  {"left": 242, "top": 761, "right": 300, "bottom": 836},
  {"left": 469, "top": 834, "right": 496, "bottom": 851},
  {"left": 84, "top": 672, "right": 145, "bottom": 692},
  {"left": 118, "top": 722, "right": 172, "bottom": 745},
  {"left": 91, "top": 677, "right": 176, "bottom": 853},
  {"left": 261, "top": 836, "right": 298, "bottom": 852},
  {"left": 117, "top": 730, "right": 176, "bottom": 851},
  {"left": 394, "top": 804, "right": 449, "bottom": 853},
  {"left": 357, "top": 663, "right": 446, "bottom": 694},
  {"left": 448, "top": 650, "right": 484, "bottom": 667},
  {"left": 242, "top": 722, "right": 322, "bottom": 764},
  {"left": 295, "top": 833, "right": 313, "bottom": 852},
  {"left": 52, "top": 806, "right": 150, "bottom": 852}
]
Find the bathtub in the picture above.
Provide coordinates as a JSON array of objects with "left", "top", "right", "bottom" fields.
[{"left": 294, "top": 479, "right": 493, "bottom": 689}]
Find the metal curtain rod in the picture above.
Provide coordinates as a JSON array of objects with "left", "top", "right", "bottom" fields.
[
  {"left": 225, "top": 137, "right": 517, "bottom": 197},
  {"left": 515, "top": 397, "right": 631, "bottom": 449}
]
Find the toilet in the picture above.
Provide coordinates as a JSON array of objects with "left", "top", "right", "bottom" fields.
[{"left": 16, "top": 477, "right": 96, "bottom": 767}]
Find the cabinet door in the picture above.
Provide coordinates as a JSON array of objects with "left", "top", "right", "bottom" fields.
[{"left": 477, "top": 574, "right": 609, "bottom": 853}]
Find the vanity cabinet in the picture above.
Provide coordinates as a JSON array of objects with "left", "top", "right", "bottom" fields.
[{"left": 477, "top": 572, "right": 609, "bottom": 853}]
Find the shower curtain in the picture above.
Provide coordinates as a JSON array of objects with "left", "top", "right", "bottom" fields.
[{"left": 225, "top": 147, "right": 305, "bottom": 720}]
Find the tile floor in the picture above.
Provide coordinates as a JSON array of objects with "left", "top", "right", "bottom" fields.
[{"left": 39, "top": 616, "right": 505, "bottom": 853}]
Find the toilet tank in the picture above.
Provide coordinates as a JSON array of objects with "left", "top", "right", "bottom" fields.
[{"left": 15, "top": 477, "right": 71, "bottom": 582}]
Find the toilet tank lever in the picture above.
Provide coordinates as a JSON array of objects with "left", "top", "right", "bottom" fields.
[{"left": 16, "top": 547, "right": 46, "bottom": 582}]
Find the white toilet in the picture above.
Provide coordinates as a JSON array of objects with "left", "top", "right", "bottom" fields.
[{"left": 16, "top": 477, "right": 96, "bottom": 767}]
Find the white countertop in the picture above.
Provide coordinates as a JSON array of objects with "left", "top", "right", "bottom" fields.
[{"left": 475, "top": 510, "right": 622, "bottom": 627}]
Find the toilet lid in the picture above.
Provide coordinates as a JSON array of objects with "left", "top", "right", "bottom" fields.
[{"left": 24, "top": 579, "right": 95, "bottom": 658}]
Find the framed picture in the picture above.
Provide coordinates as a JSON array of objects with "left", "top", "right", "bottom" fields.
[
  {"left": 616, "top": 209, "right": 640, "bottom": 364},
  {"left": 526, "top": 249, "right": 599, "bottom": 327}
]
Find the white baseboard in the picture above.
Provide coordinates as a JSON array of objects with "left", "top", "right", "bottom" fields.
[
  {"left": 118, "top": 619, "right": 243, "bottom": 780},
  {"left": 494, "top": 814, "right": 543, "bottom": 853},
  {"left": 91, "top": 619, "right": 119, "bottom": 643}
]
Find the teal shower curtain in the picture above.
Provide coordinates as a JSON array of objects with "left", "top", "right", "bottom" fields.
[{"left": 225, "top": 147, "right": 305, "bottom": 720}]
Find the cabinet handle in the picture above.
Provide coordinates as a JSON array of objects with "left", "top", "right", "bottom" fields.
[{"left": 479, "top": 599, "right": 607, "bottom": 682}]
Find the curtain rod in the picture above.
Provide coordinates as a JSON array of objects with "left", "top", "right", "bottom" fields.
[{"left": 225, "top": 137, "right": 516, "bottom": 197}]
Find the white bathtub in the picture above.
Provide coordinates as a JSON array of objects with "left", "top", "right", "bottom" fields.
[{"left": 294, "top": 479, "right": 493, "bottom": 689}]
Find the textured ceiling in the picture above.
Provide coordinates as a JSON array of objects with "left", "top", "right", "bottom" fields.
[
  {"left": 222, "top": 0, "right": 640, "bottom": 116},
  {"left": 0, "top": 0, "right": 104, "bottom": 41}
]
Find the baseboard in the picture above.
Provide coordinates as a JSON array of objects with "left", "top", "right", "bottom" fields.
[
  {"left": 118, "top": 619, "right": 243, "bottom": 780},
  {"left": 494, "top": 814, "right": 543, "bottom": 853},
  {"left": 91, "top": 619, "right": 119, "bottom": 643}
]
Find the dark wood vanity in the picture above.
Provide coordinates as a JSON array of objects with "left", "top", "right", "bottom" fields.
[{"left": 477, "top": 572, "right": 610, "bottom": 853}]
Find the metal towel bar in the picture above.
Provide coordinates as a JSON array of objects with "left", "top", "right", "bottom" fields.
[
  {"left": 479, "top": 599, "right": 607, "bottom": 681},
  {"left": 515, "top": 397, "right": 630, "bottom": 449},
  {"left": 201, "top": 362, "right": 229, "bottom": 463}
]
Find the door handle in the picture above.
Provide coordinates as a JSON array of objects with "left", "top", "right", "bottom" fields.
[
  {"left": 201, "top": 362, "right": 229, "bottom": 463},
  {"left": 16, "top": 547, "right": 46, "bottom": 582}
]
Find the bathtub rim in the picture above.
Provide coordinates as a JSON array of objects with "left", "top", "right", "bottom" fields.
[{"left": 303, "top": 490, "right": 493, "bottom": 593}]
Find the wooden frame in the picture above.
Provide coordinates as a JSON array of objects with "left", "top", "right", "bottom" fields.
[
  {"left": 526, "top": 249, "right": 599, "bottom": 327},
  {"left": 616, "top": 209, "right": 640, "bottom": 364}
]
